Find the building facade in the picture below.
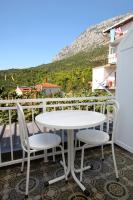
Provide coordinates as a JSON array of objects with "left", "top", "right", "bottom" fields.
[
  {"left": 35, "top": 81, "right": 61, "bottom": 96},
  {"left": 92, "top": 14, "right": 133, "bottom": 92}
]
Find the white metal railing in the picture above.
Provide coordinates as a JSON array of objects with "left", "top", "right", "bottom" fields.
[{"left": 0, "top": 96, "right": 114, "bottom": 167}]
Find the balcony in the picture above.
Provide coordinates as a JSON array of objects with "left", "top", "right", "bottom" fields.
[
  {"left": 0, "top": 96, "right": 113, "bottom": 166},
  {"left": 108, "top": 53, "right": 117, "bottom": 64},
  {"left": 0, "top": 96, "right": 133, "bottom": 199}
]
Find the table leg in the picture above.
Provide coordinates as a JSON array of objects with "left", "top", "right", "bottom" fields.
[
  {"left": 49, "top": 130, "right": 90, "bottom": 196},
  {"left": 48, "top": 132, "right": 70, "bottom": 185},
  {"left": 67, "top": 130, "right": 86, "bottom": 192}
]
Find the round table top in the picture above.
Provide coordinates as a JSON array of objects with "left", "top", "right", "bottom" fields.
[{"left": 35, "top": 110, "right": 106, "bottom": 130}]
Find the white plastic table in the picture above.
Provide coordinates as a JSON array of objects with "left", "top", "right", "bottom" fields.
[{"left": 35, "top": 110, "right": 106, "bottom": 194}]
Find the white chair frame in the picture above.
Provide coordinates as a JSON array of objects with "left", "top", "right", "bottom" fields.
[
  {"left": 17, "top": 103, "right": 67, "bottom": 198},
  {"left": 76, "top": 100, "right": 119, "bottom": 182}
]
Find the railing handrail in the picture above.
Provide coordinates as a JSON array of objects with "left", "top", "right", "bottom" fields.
[
  {"left": 0, "top": 96, "right": 114, "bottom": 104},
  {"left": 0, "top": 96, "right": 114, "bottom": 111}
]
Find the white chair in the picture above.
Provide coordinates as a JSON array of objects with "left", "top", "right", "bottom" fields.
[
  {"left": 17, "top": 103, "right": 67, "bottom": 198},
  {"left": 76, "top": 100, "right": 119, "bottom": 182}
]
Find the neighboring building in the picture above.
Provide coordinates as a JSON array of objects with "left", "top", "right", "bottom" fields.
[
  {"left": 92, "top": 14, "right": 133, "bottom": 92},
  {"left": 15, "top": 86, "right": 34, "bottom": 96},
  {"left": 35, "top": 80, "right": 61, "bottom": 95},
  {"left": 16, "top": 80, "right": 61, "bottom": 96}
]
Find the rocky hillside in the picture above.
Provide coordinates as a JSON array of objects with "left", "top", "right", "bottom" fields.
[{"left": 53, "top": 13, "right": 133, "bottom": 61}]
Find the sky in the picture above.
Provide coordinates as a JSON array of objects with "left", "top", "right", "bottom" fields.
[{"left": 0, "top": 0, "right": 133, "bottom": 70}]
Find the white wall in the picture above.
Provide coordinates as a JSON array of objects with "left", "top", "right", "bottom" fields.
[
  {"left": 116, "top": 25, "right": 133, "bottom": 153},
  {"left": 121, "top": 20, "right": 133, "bottom": 35}
]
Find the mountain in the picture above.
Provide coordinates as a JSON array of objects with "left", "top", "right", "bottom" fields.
[
  {"left": 0, "top": 12, "right": 133, "bottom": 98},
  {"left": 53, "top": 12, "right": 133, "bottom": 61}
]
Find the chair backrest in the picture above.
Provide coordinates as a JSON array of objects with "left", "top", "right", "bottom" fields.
[
  {"left": 16, "top": 103, "right": 30, "bottom": 151},
  {"left": 106, "top": 99, "right": 119, "bottom": 142}
]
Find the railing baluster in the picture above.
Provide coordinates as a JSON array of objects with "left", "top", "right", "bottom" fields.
[
  {"left": 43, "top": 100, "right": 46, "bottom": 112},
  {"left": 9, "top": 110, "right": 14, "bottom": 161},
  {"left": 32, "top": 108, "right": 35, "bottom": 135}
]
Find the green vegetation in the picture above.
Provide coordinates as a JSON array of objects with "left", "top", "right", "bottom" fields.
[
  {"left": 0, "top": 45, "right": 110, "bottom": 124},
  {"left": 0, "top": 45, "right": 108, "bottom": 99}
]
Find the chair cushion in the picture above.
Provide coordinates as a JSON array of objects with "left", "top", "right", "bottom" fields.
[
  {"left": 29, "top": 133, "right": 61, "bottom": 150},
  {"left": 76, "top": 129, "right": 109, "bottom": 145}
]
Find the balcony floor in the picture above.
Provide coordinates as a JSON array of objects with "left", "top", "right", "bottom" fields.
[{"left": 0, "top": 145, "right": 133, "bottom": 200}]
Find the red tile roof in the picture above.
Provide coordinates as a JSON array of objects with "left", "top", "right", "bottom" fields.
[{"left": 36, "top": 82, "right": 61, "bottom": 88}]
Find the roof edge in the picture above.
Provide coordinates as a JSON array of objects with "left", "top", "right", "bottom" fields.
[{"left": 103, "top": 14, "right": 133, "bottom": 33}]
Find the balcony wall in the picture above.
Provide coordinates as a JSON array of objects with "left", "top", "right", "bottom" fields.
[{"left": 116, "top": 25, "right": 133, "bottom": 153}]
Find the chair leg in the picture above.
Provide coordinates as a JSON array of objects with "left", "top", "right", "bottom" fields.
[
  {"left": 75, "top": 137, "right": 77, "bottom": 148},
  {"left": 111, "top": 143, "right": 119, "bottom": 180},
  {"left": 21, "top": 150, "right": 25, "bottom": 172},
  {"left": 74, "top": 137, "right": 77, "bottom": 162},
  {"left": 25, "top": 152, "right": 31, "bottom": 198},
  {"left": 59, "top": 145, "right": 67, "bottom": 181},
  {"left": 61, "top": 130, "right": 65, "bottom": 148},
  {"left": 80, "top": 146, "right": 85, "bottom": 182},
  {"left": 101, "top": 145, "right": 104, "bottom": 161},
  {"left": 74, "top": 136, "right": 81, "bottom": 162}
]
